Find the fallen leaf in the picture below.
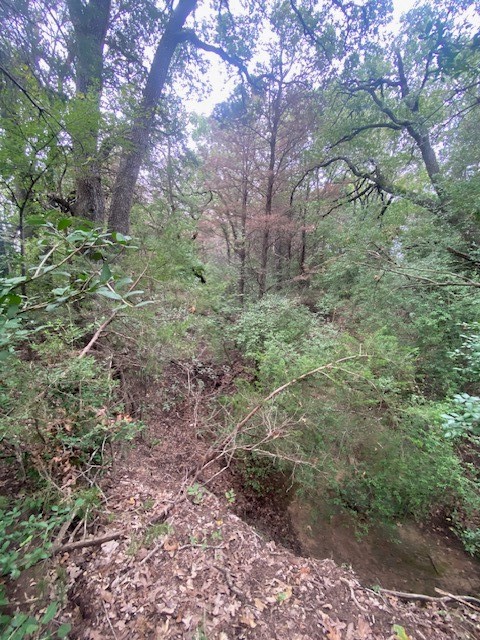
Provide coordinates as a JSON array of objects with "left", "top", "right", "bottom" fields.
[
  {"left": 357, "top": 615, "right": 373, "bottom": 639},
  {"left": 182, "top": 614, "right": 193, "bottom": 629},
  {"left": 254, "top": 598, "right": 267, "bottom": 612},
  {"left": 101, "top": 590, "right": 113, "bottom": 604},
  {"left": 101, "top": 540, "right": 119, "bottom": 555},
  {"left": 393, "top": 624, "right": 411, "bottom": 640},
  {"left": 163, "top": 537, "right": 178, "bottom": 556},
  {"left": 240, "top": 608, "right": 257, "bottom": 628}
]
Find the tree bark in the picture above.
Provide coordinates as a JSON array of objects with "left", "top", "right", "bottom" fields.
[
  {"left": 259, "top": 81, "right": 282, "bottom": 297},
  {"left": 238, "top": 171, "right": 248, "bottom": 304},
  {"left": 108, "top": 0, "right": 198, "bottom": 234},
  {"left": 67, "top": 0, "right": 110, "bottom": 224}
]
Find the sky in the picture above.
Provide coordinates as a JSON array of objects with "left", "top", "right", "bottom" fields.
[{"left": 189, "top": 0, "right": 418, "bottom": 115}]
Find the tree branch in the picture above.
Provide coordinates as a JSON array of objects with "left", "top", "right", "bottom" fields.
[
  {"left": 329, "top": 122, "right": 403, "bottom": 148},
  {"left": 52, "top": 531, "right": 125, "bottom": 555},
  {"left": 290, "top": 155, "right": 440, "bottom": 212},
  {"left": 179, "top": 29, "right": 253, "bottom": 84}
]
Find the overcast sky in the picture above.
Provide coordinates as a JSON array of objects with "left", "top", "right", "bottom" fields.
[{"left": 189, "top": 0, "right": 418, "bottom": 115}]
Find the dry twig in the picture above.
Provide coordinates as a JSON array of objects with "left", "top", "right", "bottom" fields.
[{"left": 53, "top": 531, "right": 125, "bottom": 555}]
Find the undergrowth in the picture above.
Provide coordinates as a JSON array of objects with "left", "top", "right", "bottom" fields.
[{"left": 219, "top": 294, "right": 480, "bottom": 556}]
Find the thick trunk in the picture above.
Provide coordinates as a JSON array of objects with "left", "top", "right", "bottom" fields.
[
  {"left": 71, "top": 168, "right": 105, "bottom": 223},
  {"left": 67, "top": 0, "right": 110, "bottom": 224},
  {"left": 108, "top": 0, "right": 198, "bottom": 234},
  {"left": 406, "top": 124, "right": 442, "bottom": 198}
]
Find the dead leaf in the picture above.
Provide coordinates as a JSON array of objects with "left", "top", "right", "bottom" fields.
[
  {"left": 254, "top": 598, "right": 267, "bottom": 612},
  {"left": 321, "top": 613, "right": 346, "bottom": 640},
  {"left": 240, "top": 608, "right": 257, "bottom": 628},
  {"left": 101, "top": 590, "right": 113, "bottom": 604},
  {"left": 182, "top": 614, "right": 193, "bottom": 629},
  {"left": 101, "top": 540, "right": 119, "bottom": 555},
  {"left": 357, "top": 615, "right": 373, "bottom": 639},
  {"left": 163, "top": 537, "right": 178, "bottom": 556}
]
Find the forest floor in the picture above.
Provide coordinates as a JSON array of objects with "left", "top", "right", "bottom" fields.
[{"left": 6, "top": 362, "right": 480, "bottom": 639}]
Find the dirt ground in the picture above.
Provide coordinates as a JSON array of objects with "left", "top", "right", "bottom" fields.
[{"left": 6, "top": 362, "right": 480, "bottom": 639}]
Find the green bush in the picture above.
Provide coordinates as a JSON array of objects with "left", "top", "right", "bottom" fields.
[{"left": 231, "top": 295, "right": 317, "bottom": 362}]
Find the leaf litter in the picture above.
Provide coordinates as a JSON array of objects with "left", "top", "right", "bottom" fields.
[{"left": 53, "top": 365, "right": 479, "bottom": 639}]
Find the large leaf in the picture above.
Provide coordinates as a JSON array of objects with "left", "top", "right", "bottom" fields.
[{"left": 96, "top": 287, "right": 123, "bottom": 301}]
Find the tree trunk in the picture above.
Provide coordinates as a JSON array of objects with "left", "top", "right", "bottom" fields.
[
  {"left": 67, "top": 0, "right": 110, "bottom": 224},
  {"left": 259, "top": 103, "right": 280, "bottom": 297},
  {"left": 406, "top": 124, "right": 442, "bottom": 198},
  {"left": 238, "top": 173, "right": 248, "bottom": 304},
  {"left": 108, "top": 0, "right": 198, "bottom": 234}
]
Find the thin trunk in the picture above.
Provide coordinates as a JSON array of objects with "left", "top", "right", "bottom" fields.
[
  {"left": 19, "top": 202, "right": 26, "bottom": 296},
  {"left": 299, "top": 209, "right": 307, "bottom": 276},
  {"left": 166, "top": 138, "right": 176, "bottom": 215},
  {"left": 108, "top": 0, "right": 198, "bottom": 234},
  {"left": 259, "top": 91, "right": 281, "bottom": 297},
  {"left": 238, "top": 174, "right": 248, "bottom": 305}
]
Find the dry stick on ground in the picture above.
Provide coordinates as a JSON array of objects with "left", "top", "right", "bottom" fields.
[
  {"left": 52, "top": 506, "right": 81, "bottom": 552},
  {"left": 375, "top": 587, "right": 480, "bottom": 610},
  {"left": 150, "top": 354, "right": 368, "bottom": 525},
  {"left": 52, "top": 531, "right": 125, "bottom": 555},
  {"left": 79, "top": 267, "right": 148, "bottom": 358}
]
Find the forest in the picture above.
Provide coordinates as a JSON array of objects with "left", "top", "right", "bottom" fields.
[{"left": 1, "top": 0, "right": 480, "bottom": 638}]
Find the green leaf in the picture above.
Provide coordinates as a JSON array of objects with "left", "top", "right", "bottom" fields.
[
  {"left": 26, "top": 214, "right": 46, "bottom": 227},
  {"left": 46, "top": 303, "right": 61, "bottom": 312},
  {"left": 100, "top": 262, "right": 112, "bottom": 283},
  {"left": 57, "top": 217, "right": 73, "bottom": 231},
  {"left": 5, "top": 294, "right": 22, "bottom": 306},
  {"left": 111, "top": 232, "right": 132, "bottom": 244},
  {"left": 135, "top": 301, "right": 155, "bottom": 308},
  {"left": 41, "top": 602, "right": 57, "bottom": 624},
  {"left": 96, "top": 287, "right": 123, "bottom": 301},
  {"left": 6, "top": 304, "right": 20, "bottom": 319},
  {"left": 115, "top": 277, "right": 133, "bottom": 289},
  {"left": 23, "top": 618, "right": 40, "bottom": 634},
  {"left": 76, "top": 220, "right": 95, "bottom": 232},
  {"left": 11, "top": 612, "right": 29, "bottom": 628},
  {"left": 393, "top": 624, "right": 411, "bottom": 640},
  {"left": 57, "top": 622, "right": 71, "bottom": 638}
]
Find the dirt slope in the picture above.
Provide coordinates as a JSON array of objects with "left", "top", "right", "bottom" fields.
[{"left": 55, "top": 370, "right": 479, "bottom": 639}]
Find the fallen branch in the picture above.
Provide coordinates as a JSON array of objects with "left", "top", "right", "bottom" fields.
[
  {"left": 234, "top": 353, "right": 368, "bottom": 434},
  {"left": 79, "top": 311, "right": 119, "bottom": 358},
  {"left": 52, "top": 506, "right": 81, "bottom": 552},
  {"left": 435, "top": 588, "right": 480, "bottom": 612},
  {"left": 376, "top": 587, "right": 480, "bottom": 610},
  {"left": 197, "top": 353, "right": 369, "bottom": 475},
  {"left": 151, "top": 354, "right": 369, "bottom": 526},
  {"left": 53, "top": 531, "right": 125, "bottom": 555},
  {"left": 79, "top": 267, "right": 148, "bottom": 358}
]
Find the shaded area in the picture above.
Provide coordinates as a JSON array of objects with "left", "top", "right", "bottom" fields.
[{"left": 289, "top": 499, "right": 480, "bottom": 597}]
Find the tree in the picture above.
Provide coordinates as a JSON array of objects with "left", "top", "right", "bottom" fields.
[
  {"left": 293, "top": 2, "right": 480, "bottom": 234},
  {"left": 1, "top": 0, "right": 257, "bottom": 234}
]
